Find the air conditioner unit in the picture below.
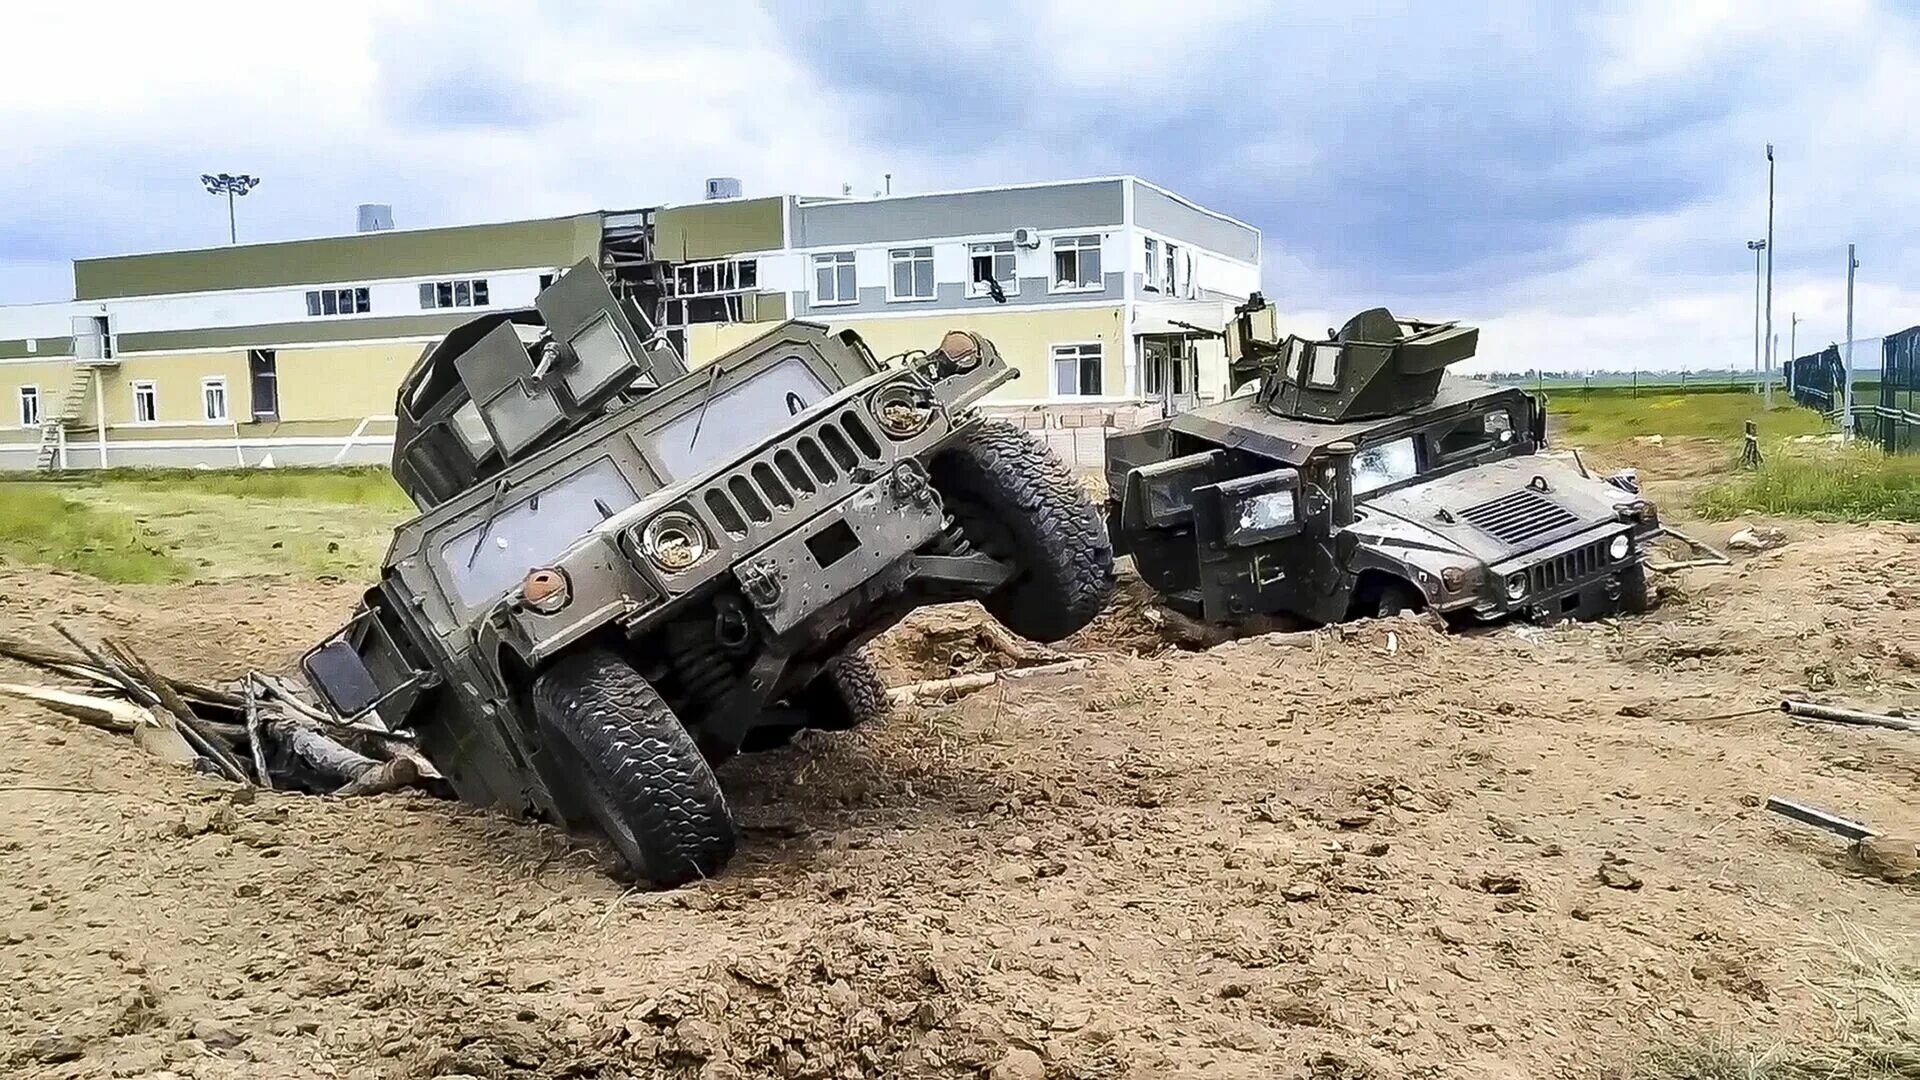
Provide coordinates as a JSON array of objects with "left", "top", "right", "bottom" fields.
[{"left": 1012, "top": 227, "right": 1041, "bottom": 249}]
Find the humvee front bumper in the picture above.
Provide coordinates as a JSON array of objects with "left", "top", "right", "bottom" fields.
[{"left": 1458, "top": 522, "right": 1647, "bottom": 622}]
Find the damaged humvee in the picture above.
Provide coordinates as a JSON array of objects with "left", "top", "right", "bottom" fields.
[
  {"left": 302, "top": 262, "right": 1114, "bottom": 886},
  {"left": 1106, "top": 295, "right": 1661, "bottom": 627}
]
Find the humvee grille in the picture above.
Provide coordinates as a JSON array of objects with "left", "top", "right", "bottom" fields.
[
  {"left": 700, "top": 407, "right": 888, "bottom": 537},
  {"left": 1526, "top": 538, "right": 1613, "bottom": 595},
  {"left": 1458, "top": 489, "right": 1577, "bottom": 545}
]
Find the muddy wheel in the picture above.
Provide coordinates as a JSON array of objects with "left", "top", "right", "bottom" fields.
[
  {"left": 532, "top": 646, "right": 736, "bottom": 887},
  {"left": 1621, "top": 563, "right": 1657, "bottom": 614},
  {"left": 800, "top": 649, "right": 890, "bottom": 732},
  {"left": 931, "top": 420, "right": 1115, "bottom": 642},
  {"left": 1375, "top": 580, "right": 1424, "bottom": 618}
]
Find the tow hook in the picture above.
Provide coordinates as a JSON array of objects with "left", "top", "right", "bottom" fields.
[{"left": 736, "top": 558, "right": 783, "bottom": 609}]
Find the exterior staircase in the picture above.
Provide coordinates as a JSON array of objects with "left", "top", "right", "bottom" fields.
[{"left": 33, "top": 365, "right": 98, "bottom": 472}]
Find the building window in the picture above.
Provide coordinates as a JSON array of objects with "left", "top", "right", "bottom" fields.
[
  {"left": 1051, "top": 343, "right": 1104, "bottom": 396},
  {"left": 18, "top": 386, "right": 39, "bottom": 428},
  {"left": 420, "top": 279, "right": 490, "bottom": 310},
  {"left": 249, "top": 349, "right": 279, "bottom": 421},
  {"left": 307, "top": 287, "right": 370, "bottom": 317},
  {"left": 132, "top": 381, "right": 157, "bottom": 424},
  {"left": 668, "top": 258, "right": 759, "bottom": 298},
  {"left": 1052, "top": 235, "right": 1103, "bottom": 292},
  {"left": 202, "top": 377, "right": 229, "bottom": 422},
  {"left": 1164, "top": 242, "right": 1181, "bottom": 297},
  {"left": 539, "top": 272, "right": 557, "bottom": 291},
  {"left": 968, "top": 241, "right": 1018, "bottom": 298},
  {"left": 812, "top": 251, "right": 857, "bottom": 305},
  {"left": 888, "top": 247, "right": 935, "bottom": 302},
  {"left": 1143, "top": 237, "right": 1160, "bottom": 291}
]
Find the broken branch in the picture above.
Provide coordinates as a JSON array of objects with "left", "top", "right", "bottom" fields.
[{"left": 887, "top": 658, "right": 1090, "bottom": 705}]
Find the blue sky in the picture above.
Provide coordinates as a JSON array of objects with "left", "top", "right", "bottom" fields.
[{"left": 3, "top": 0, "right": 1916, "bottom": 371}]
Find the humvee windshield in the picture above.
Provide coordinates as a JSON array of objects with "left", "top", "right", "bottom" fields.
[
  {"left": 1352, "top": 406, "right": 1521, "bottom": 497},
  {"left": 643, "top": 356, "right": 832, "bottom": 479}
]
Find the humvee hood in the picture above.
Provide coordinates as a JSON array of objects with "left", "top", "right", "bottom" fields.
[{"left": 1358, "top": 456, "right": 1624, "bottom": 565}]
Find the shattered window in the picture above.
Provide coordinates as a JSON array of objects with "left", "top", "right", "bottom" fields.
[
  {"left": 1351, "top": 437, "right": 1419, "bottom": 495},
  {"left": 1052, "top": 234, "right": 1102, "bottom": 291},
  {"left": 738, "top": 260, "right": 758, "bottom": 289},
  {"left": 968, "top": 241, "right": 1017, "bottom": 297},
  {"left": 1143, "top": 237, "right": 1159, "bottom": 290}
]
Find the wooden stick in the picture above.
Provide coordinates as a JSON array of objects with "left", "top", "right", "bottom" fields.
[
  {"left": 108, "top": 639, "right": 251, "bottom": 785},
  {"left": 976, "top": 621, "right": 1066, "bottom": 665},
  {"left": 887, "top": 658, "right": 1090, "bottom": 704},
  {"left": 0, "top": 633, "right": 235, "bottom": 708},
  {"left": 251, "top": 672, "right": 333, "bottom": 724},
  {"left": 54, "top": 624, "right": 159, "bottom": 707},
  {"left": 0, "top": 683, "right": 155, "bottom": 733},
  {"left": 244, "top": 678, "right": 271, "bottom": 790}
]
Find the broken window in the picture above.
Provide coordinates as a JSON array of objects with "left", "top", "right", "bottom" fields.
[
  {"left": 1052, "top": 234, "right": 1102, "bottom": 291},
  {"left": 436, "top": 281, "right": 455, "bottom": 308},
  {"left": 813, "top": 251, "right": 857, "bottom": 304},
  {"left": 1143, "top": 237, "right": 1160, "bottom": 291},
  {"left": 968, "top": 241, "right": 1017, "bottom": 298},
  {"left": 738, "top": 260, "right": 758, "bottom": 289},
  {"left": 18, "top": 386, "right": 39, "bottom": 428},
  {"left": 1051, "top": 342, "right": 1103, "bottom": 396},
  {"left": 1164, "top": 243, "right": 1180, "bottom": 296},
  {"left": 889, "top": 247, "right": 935, "bottom": 301},
  {"left": 454, "top": 280, "right": 471, "bottom": 307},
  {"left": 471, "top": 279, "right": 488, "bottom": 306},
  {"left": 249, "top": 349, "right": 279, "bottom": 420}
]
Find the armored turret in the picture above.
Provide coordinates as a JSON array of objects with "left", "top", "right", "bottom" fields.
[{"left": 1225, "top": 295, "right": 1479, "bottom": 422}]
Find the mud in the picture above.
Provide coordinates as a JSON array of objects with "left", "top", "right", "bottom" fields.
[{"left": 4, "top": 518, "right": 1919, "bottom": 1078}]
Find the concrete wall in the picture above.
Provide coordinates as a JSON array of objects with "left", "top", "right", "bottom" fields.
[
  {"left": 791, "top": 180, "right": 1124, "bottom": 248},
  {"left": 684, "top": 304, "right": 1129, "bottom": 406},
  {"left": 1132, "top": 181, "right": 1261, "bottom": 264}
]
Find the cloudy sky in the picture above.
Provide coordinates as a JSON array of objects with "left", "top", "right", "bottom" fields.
[{"left": 3, "top": 1, "right": 1915, "bottom": 371}]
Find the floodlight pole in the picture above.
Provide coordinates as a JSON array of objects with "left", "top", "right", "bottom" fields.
[
  {"left": 199, "top": 173, "right": 261, "bottom": 245},
  {"left": 1747, "top": 239, "right": 1766, "bottom": 391},
  {"left": 1763, "top": 144, "right": 1774, "bottom": 410}
]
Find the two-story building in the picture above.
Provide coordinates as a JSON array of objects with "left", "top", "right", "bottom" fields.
[{"left": 0, "top": 177, "right": 1259, "bottom": 471}]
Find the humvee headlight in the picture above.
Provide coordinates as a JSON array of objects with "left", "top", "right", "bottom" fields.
[
  {"left": 1505, "top": 573, "right": 1528, "bottom": 601},
  {"left": 1609, "top": 534, "right": 1631, "bottom": 561},
  {"left": 642, "top": 512, "right": 711, "bottom": 573},
  {"left": 871, "top": 384, "right": 935, "bottom": 439},
  {"left": 1441, "top": 567, "right": 1467, "bottom": 592},
  {"left": 520, "top": 568, "right": 571, "bottom": 614}
]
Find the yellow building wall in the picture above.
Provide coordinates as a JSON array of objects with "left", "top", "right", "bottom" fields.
[
  {"left": 274, "top": 340, "right": 430, "bottom": 422},
  {"left": 682, "top": 305, "right": 1128, "bottom": 404},
  {"left": 1, "top": 361, "right": 80, "bottom": 445},
  {"left": 102, "top": 352, "right": 252, "bottom": 425}
]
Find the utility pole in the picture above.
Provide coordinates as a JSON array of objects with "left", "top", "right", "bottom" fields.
[
  {"left": 1752, "top": 242, "right": 1761, "bottom": 385},
  {"left": 1843, "top": 243, "right": 1858, "bottom": 438},
  {"left": 1763, "top": 144, "right": 1775, "bottom": 409},
  {"left": 1789, "top": 311, "right": 1801, "bottom": 397}
]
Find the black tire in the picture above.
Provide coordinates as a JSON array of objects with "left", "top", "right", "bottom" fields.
[
  {"left": 1621, "top": 563, "right": 1658, "bottom": 614},
  {"left": 800, "top": 649, "right": 890, "bottom": 732},
  {"left": 930, "top": 420, "right": 1115, "bottom": 642},
  {"left": 1375, "top": 580, "right": 1423, "bottom": 619},
  {"left": 532, "top": 646, "right": 736, "bottom": 887}
]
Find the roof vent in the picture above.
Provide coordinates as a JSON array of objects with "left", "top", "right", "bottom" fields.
[
  {"left": 704, "top": 177, "right": 743, "bottom": 201},
  {"left": 357, "top": 204, "right": 394, "bottom": 232}
]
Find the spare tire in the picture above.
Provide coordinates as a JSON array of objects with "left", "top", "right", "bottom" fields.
[
  {"left": 930, "top": 420, "right": 1115, "bottom": 642},
  {"left": 532, "top": 646, "right": 735, "bottom": 886}
]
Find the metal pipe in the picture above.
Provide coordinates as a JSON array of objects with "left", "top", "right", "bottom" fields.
[
  {"left": 1764, "top": 796, "right": 1876, "bottom": 841},
  {"left": 1781, "top": 698, "right": 1919, "bottom": 732},
  {"left": 1843, "top": 244, "right": 1858, "bottom": 436}
]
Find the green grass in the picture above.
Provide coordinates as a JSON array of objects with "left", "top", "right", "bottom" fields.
[
  {"left": 1694, "top": 448, "right": 1920, "bottom": 522},
  {"left": 0, "top": 483, "right": 191, "bottom": 584},
  {"left": 52, "top": 466, "right": 414, "bottom": 511},
  {"left": 1549, "top": 389, "right": 1827, "bottom": 445}
]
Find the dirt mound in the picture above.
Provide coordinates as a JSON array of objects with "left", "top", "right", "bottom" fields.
[{"left": 5, "top": 518, "right": 1920, "bottom": 1078}]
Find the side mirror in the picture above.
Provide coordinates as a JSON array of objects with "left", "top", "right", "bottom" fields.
[{"left": 301, "top": 640, "right": 381, "bottom": 718}]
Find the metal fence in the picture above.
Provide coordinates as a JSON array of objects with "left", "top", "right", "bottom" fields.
[{"left": 1789, "top": 327, "right": 1920, "bottom": 452}]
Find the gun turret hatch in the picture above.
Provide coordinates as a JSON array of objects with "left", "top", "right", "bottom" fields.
[{"left": 1225, "top": 295, "right": 1480, "bottom": 422}]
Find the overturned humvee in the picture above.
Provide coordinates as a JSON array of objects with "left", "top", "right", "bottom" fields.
[
  {"left": 302, "top": 262, "right": 1113, "bottom": 886},
  {"left": 1106, "top": 296, "right": 1659, "bottom": 626}
]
